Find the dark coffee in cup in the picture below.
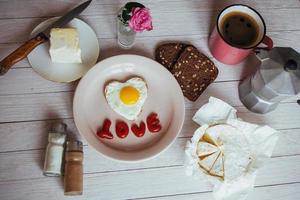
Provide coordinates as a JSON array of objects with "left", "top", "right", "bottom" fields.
[
  {"left": 209, "top": 4, "right": 273, "bottom": 65},
  {"left": 220, "top": 11, "right": 260, "bottom": 48}
]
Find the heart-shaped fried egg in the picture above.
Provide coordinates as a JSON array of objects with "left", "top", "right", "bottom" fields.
[{"left": 104, "top": 77, "right": 147, "bottom": 120}]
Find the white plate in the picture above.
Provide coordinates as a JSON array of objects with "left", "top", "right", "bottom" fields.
[
  {"left": 73, "top": 55, "right": 185, "bottom": 162},
  {"left": 27, "top": 17, "right": 99, "bottom": 83}
]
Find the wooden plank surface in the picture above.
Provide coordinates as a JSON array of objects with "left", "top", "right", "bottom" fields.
[
  {"left": 1, "top": 8, "right": 300, "bottom": 44},
  {"left": 0, "top": 30, "right": 299, "bottom": 95},
  {"left": 0, "top": 88, "right": 299, "bottom": 126},
  {"left": 0, "top": 155, "right": 300, "bottom": 200},
  {"left": 1, "top": 118, "right": 300, "bottom": 152},
  {"left": 1, "top": 30, "right": 300, "bottom": 72},
  {"left": 1, "top": 128, "right": 299, "bottom": 181},
  {"left": 142, "top": 183, "right": 300, "bottom": 200},
  {"left": 0, "top": 0, "right": 300, "bottom": 200},
  {"left": 1, "top": 0, "right": 300, "bottom": 19}
]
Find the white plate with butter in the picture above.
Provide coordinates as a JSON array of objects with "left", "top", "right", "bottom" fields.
[{"left": 28, "top": 17, "right": 99, "bottom": 83}]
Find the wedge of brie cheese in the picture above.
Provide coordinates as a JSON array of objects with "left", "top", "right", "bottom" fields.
[
  {"left": 197, "top": 141, "right": 219, "bottom": 157},
  {"left": 209, "top": 152, "right": 224, "bottom": 177},
  {"left": 49, "top": 28, "right": 82, "bottom": 63},
  {"left": 199, "top": 150, "right": 220, "bottom": 171},
  {"left": 205, "top": 124, "right": 251, "bottom": 181},
  {"left": 203, "top": 128, "right": 223, "bottom": 146}
]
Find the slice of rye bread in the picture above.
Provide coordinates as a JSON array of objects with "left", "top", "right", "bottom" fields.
[
  {"left": 155, "top": 43, "right": 187, "bottom": 70},
  {"left": 171, "top": 45, "right": 219, "bottom": 101}
]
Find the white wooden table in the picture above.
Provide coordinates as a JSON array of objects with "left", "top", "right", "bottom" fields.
[{"left": 0, "top": 0, "right": 300, "bottom": 199}]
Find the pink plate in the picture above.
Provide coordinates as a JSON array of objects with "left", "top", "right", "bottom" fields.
[{"left": 73, "top": 55, "right": 185, "bottom": 162}]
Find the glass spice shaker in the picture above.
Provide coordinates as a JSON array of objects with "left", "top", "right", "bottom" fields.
[
  {"left": 64, "top": 140, "right": 83, "bottom": 196},
  {"left": 43, "top": 122, "right": 67, "bottom": 176}
]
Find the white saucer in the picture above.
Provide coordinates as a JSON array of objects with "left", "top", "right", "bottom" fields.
[{"left": 27, "top": 17, "right": 99, "bottom": 83}]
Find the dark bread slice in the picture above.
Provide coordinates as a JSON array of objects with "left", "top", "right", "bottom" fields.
[
  {"left": 171, "top": 45, "right": 218, "bottom": 101},
  {"left": 155, "top": 43, "right": 187, "bottom": 70}
]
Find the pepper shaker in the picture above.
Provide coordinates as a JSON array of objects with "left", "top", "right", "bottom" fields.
[
  {"left": 64, "top": 140, "right": 83, "bottom": 195},
  {"left": 43, "top": 122, "right": 67, "bottom": 176}
]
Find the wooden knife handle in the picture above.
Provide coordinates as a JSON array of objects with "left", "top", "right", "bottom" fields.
[{"left": 0, "top": 33, "right": 48, "bottom": 75}]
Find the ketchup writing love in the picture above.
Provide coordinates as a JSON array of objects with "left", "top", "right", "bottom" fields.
[
  {"left": 96, "top": 112, "right": 162, "bottom": 140},
  {"left": 115, "top": 121, "right": 129, "bottom": 138},
  {"left": 146, "top": 113, "right": 162, "bottom": 133},
  {"left": 131, "top": 121, "right": 146, "bottom": 137},
  {"left": 96, "top": 119, "right": 113, "bottom": 139}
]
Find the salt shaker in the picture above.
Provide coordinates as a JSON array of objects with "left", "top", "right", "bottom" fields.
[
  {"left": 43, "top": 122, "right": 67, "bottom": 176},
  {"left": 64, "top": 140, "right": 83, "bottom": 195}
]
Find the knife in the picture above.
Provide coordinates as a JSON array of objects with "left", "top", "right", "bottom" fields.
[{"left": 0, "top": 0, "right": 92, "bottom": 76}]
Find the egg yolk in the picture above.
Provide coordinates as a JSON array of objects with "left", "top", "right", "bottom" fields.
[{"left": 120, "top": 86, "right": 140, "bottom": 105}]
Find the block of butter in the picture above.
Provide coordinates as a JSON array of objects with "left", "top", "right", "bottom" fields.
[{"left": 49, "top": 28, "right": 82, "bottom": 63}]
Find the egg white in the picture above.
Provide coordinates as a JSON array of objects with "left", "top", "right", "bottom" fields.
[{"left": 105, "top": 77, "right": 148, "bottom": 120}]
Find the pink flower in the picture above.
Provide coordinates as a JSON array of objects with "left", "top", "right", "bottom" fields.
[{"left": 129, "top": 7, "right": 153, "bottom": 32}]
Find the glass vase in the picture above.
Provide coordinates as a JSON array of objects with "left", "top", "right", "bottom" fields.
[{"left": 117, "top": 8, "right": 136, "bottom": 49}]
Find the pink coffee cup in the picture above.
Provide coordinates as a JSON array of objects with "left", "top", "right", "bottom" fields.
[{"left": 209, "top": 4, "right": 273, "bottom": 65}]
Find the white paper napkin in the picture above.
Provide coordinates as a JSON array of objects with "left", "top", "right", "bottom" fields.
[
  {"left": 185, "top": 97, "right": 279, "bottom": 200},
  {"left": 192, "top": 97, "right": 237, "bottom": 125}
]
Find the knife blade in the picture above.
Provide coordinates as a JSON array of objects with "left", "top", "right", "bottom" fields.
[
  {"left": 41, "top": 0, "right": 92, "bottom": 38},
  {"left": 0, "top": 0, "right": 92, "bottom": 75}
]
